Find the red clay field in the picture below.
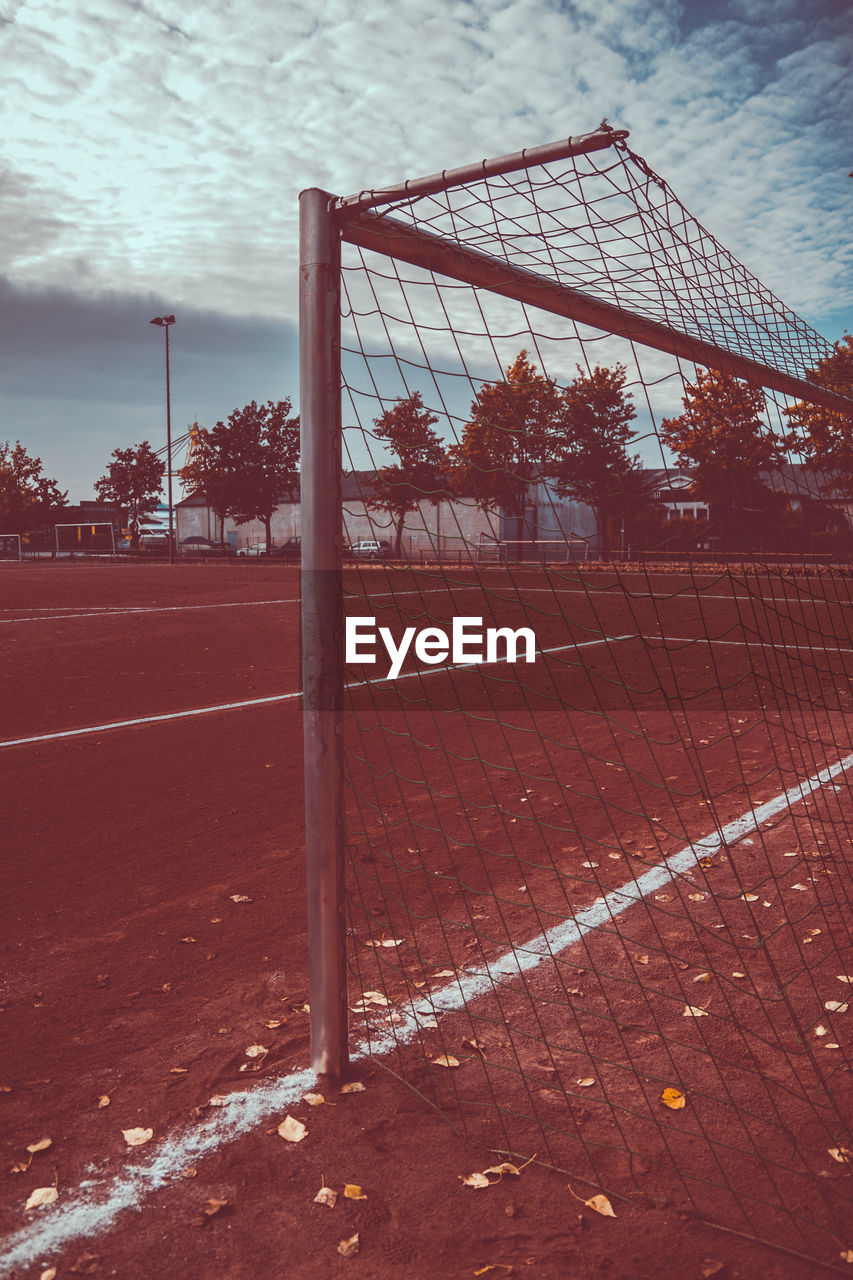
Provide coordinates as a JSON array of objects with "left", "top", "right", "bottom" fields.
[{"left": 1, "top": 561, "right": 851, "bottom": 1280}]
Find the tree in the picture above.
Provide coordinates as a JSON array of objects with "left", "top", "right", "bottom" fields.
[
  {"left": 181, "top": 399, "right": 300, "bottom": 549},
  {"left": 549, "top": 363, "right": 640, "bottom": 555},
  {"left": 0, "top": 440, "right": 67, "bottom": 533},
  {"left": 367, "top": 392, "right": 446, "bottom": 558},
  {"left": 786, "top": 333, "right": 853, "bottom": 495},
  {"left": 659, "top": 367, "right": 789, "bottom": 550},
  {"left": 449, "top": 351, "right": 560, "bottom": 530},
  {"left": 94, "top": 441, "right": 165, "bottom": 549}
]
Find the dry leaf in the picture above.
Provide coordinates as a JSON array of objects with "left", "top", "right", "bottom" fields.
[
  {"left": 25, "top": 1187, "right": 58, "bottom": 1210},
  {"left": 838, "top": 975, "right": 853, "bottom": 984},
  {"left": 688, "top": 893, "right": 705, "bottom": 902},
  {"left": 314, "top": 1185, "right": 337, "bottom": 1208},
  {"left": 661, "top": 1087, "right": 686, "bottom": 1110},
  {"left": 633, "top": 954, "right": 650, "bottom": 965},
  {"left": 181, "top": 937, "right": 197, "bottom": 943},
  {"left": 344, "top": 1183, "right": 368, "bottom": 1200},
  {"left": 682, "top": 1005, "right": 709, "bottom": 1018},
  {"left": 839, "top": 1249, "right": 853, "bottom": 1263},
  {"left": 577, "top": 1077, "right": 596, "bottom": 1088},
  {"left": 264, "top": 1019, "right": 284, "bottom": 1028},
  {"left": 340, "top": 1081, "right": 365, "bottom": 1094},
  {"left": 460, "top": 1172, "right": 491, "bottom": 1188},
  {"left": 432, "top": 1054, "right": 460, "bottom": 1068},
  {"left": 692, "top": 972, "right": 712, "bottom": 984},
  {"left": 825, "top": 1001, "right": 849, "bottom": 1014},
  {"left": 26, "top": 1138, "right": 52, "bottom": 1154},
  {"left": 585, "top": 1193, "right": 616, "bottom": 1217},
  {"left": 700, "top": 1262, "right": 724, "bottom": 1278},
  {"left": 791, "top": 883, "right": 809, "bottom": 892},
  {"left": 169, "top": 1067, "right": 188, "bottom": 1075},
  {"left": 814, "top": 1024, "right": 828, "bottom": 1037},
  {"left": 482, "top": 1163, "right": 521, "bottom": 1179},
  {"left": 245, "top": 1044, "right": 268, "bottom": 1058},
  {"left": 829, "top": 1147, "right": 852, "bottom": 1164},
  {"left": 337, "top": 1233, "right": 359, "bottom": 1258},
  {"left": 732, "top": 972, "right": 746, "bottom": 979},
  {"left": 122, "top": 1127, "right": 153, "bottom": 1146},
  {"left": 433, "top": 969, "right": 455, "bottom": 978},
  {"left": 40, "top": 1269, "right": 58, "bottom": 1280},
  {"left": 365, "top": 937, "right": 404, "bottom": 948},
  {"left": 181, "top": 1167, "right": 197, "bottom": 1179},
  {"left": 209, "top": 1095, "right": 228, "bottom": 1106},
  {"left": 304, "top": 1093, "right": 325, "bottom": 1107},
  {"left": 277, "top": 1116, "right": 307, "bottom": 1143},
  {"left": 462, "top": 1038, "right": 486, "bottom": 1055},
  {"left": 229, "top": 894, "right": 252, "bottom": 902},
  {"left": 740, "top": 893, "right": 759, "bottom": 902},
  {"left": 203, "top": 1198, "right": 228, "bottom": 1216}
]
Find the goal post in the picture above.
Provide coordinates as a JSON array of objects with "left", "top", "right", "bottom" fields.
[
  {"left": 0, "top": 533, "right": 22, "bottom": 561},
  {"left": 298, "top": 127, "right": 853, "bottom": 1254},
  {"left": 54, "top": 522, "right": 117, "bottom": 557}
]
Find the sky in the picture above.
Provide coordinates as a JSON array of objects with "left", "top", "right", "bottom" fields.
[{"left": 1, "top": 0, "right": 851, "bottom": 500}]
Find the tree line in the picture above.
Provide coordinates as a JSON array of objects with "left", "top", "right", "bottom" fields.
[{"left": 2, "top": 332, "right": 850, "bottom": 553}]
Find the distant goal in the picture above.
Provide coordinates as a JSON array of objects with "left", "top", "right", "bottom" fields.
[
  {"left": 55, "top": 522, "right": 117, "bottom": 557},
  {"left": 0, "top": 534, "right": 22, "bottom": 561}
]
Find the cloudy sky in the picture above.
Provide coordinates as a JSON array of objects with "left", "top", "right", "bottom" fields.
[{"left": 2, "top": 0, "right": 850, "bottom": 499}]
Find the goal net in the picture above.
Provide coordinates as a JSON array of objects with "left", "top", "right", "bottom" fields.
[
  {"left": 55, "top": 522, "right": 117, "bottom": 556},
  {"left": 299, "top": 126, "right": 853, "bottom": 1265},
  {"left": 0, "top": 534, "right": 22, "bottom": 561}
]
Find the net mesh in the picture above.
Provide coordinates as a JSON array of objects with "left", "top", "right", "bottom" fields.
[{"left": 327, "top": 138, "right": 853, "bottom": 1265}]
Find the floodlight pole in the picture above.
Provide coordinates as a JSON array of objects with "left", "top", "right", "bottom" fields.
[
  {"left": 150, "top": 314, "right": 176, "bottom": 563},
  {"left": 299, "top": 188, "right": 348, "bottom": 1078}
]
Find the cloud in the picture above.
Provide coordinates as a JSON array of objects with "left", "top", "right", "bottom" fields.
[{"left": 0, "top": 0, "right": 849, "bottom": 493}]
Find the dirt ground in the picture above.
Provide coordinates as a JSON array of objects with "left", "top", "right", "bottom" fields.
[{"left": 1, "top": 562, "right": 851, "bottom": 1279}]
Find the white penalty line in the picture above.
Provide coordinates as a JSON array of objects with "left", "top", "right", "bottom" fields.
[
  {"left": 4, "top": 745, "right": 851, "bottom": 1272},
  {"left": 0, "top": 635, "right": 634, "bottom": 750}
]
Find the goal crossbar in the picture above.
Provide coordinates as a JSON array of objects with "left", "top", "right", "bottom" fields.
[{"left": 340, "top": 207, "right": 852, "bottom": 415}]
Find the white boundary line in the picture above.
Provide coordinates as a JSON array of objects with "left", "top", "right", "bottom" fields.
[
  {"left": 0, "top": 635, "right": 633, "bottom": 750},
  {"left": 4, "top": 745, "right": 851, "bottom": 1271},
  {"left": 5, "top": 629, "right": 853, "bottom": 751}
]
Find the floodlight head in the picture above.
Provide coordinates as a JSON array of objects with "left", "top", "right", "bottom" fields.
[
  {"left": 150, "top": 317, "right": 165, "bottom": 326},
  {"left": 163, "top": 314, "right": 176, "bottom": 324}
]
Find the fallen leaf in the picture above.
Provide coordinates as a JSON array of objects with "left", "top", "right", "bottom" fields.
[
  {"left": 337, "top": 1233, "right": 359, "bottom": 1258},
  {"left": 633, "top": 954, "right": 650, "bottom": 965},
  {"left": 482, "top": 1163, "right": 521, "bottom": 1179},
  {"left": 790, "top": 883, "right": 809, "bottom": 892},
  {"left": 26, "top": 1138, "right": 52, "bottom": 1154},
  {"left": 304, "top": 1093, "right": 325, "bottom": 1107},
  {"left": 122, "top": 1127, "right": 153, "bottom": 1146},
  {"left": 839, "top": 1249, "right": 853, "bottom": 1263},
  {"left": 581, "top": 861, "right": 598, "bottom": 869},
  {"left": 688, "top": 893, "right": 706, "bottom": 902},
  {"left": 340, "top": 1081, "right": 365, "bottom": 1094},
  {"left": 264, "top": 1019, "right": 284, "bottom": 1029},
  {"left": 460, "top": 1172, "right": 491, "bottom": 1188},
  {"left": 277, "top": 1116, "right": 307, "bottom": 1143},
  {"left": 314, "top": 1185, "right": 337, "bottom": 1207},
  {"left": 740, "top": 893, "right": 759, "bottom": 902},
  {"left": 433, "top": 969, "right": 455, "bottom": 978},
  {"left": 432, "top": 1054, "right": 460, "bottom": 1068},
  {"left": 344, "top": 1183, "right": 368, "bottom": 1200},
  {"left": 25, "top": 1187, "right": 58, "bottom": 1210},
  {"left": 181, "top": 937, "right": 197, "bottom": 943},
  {"left": 829, "top": 1147, "right": 852, "bottom": 1164},
  {"left": 181, "top": 1167, "right": 197, "bottom": 1178},
  {"left": 661, "top": 1087, "right": 686, "bottom": 1110},
  {"left": 463, "top": 1038, "right": 486, "bottom": 1055},
  {"left": 365, "top": 938, "right": 404, "bottom": 949},
  {"left": 815, "top": 1025, "right": 828, "bottom": 1037},
  {"left": 584, "top": 1193, "right": 616, "bottom": 1217},
  {"left": 245, "top": 1044, "right": 268, "bottom": 1058},
  {"left": 40, "top": 1269, "right": 58, "bottom": 1280},
  {"left": 169, "top": 1067, "right": 188, "bottom": 1075},
  {"left": 700, "top": 1261, "right": 724, "bottom": 1278},
  {"left": 682, "top": 1005, "right": 709, "bottom": 1018},
  {"left": 229, "top": 894, "right": 252, "bottom": 902},
  {"left": 208, "top": 1095, "right": 228, "bottom": 1106},
  {"left": 732, "top": 972, "right": 746, "bottom": 979},
  {"left": 838, "top": 975, "right": 853, "bottom": 984},
  {"left": 825, "top": 1001, "right": 849, "bottom": 1014},
  {"left": 203, "top": 1198, "right": 228, "bottom": 1216},
  {"left": 576, "top": 1077, "right": 596, "bottom": 1088},
  {"left": 692, "top": 972, "right": 712, "bottom": 984}
]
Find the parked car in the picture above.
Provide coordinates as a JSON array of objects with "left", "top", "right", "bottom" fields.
[
  {"left": 348, "top": 539, "right": 392, "bottom": 560},
  {"left": 266, "top": 536, "right": 301, "bottom": 561},
  {"left": 180, "top": 536, "right": 227, "bottom": 555},
  {"left": 236, "top": 541, "right": 268, "bottom": 557}
]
